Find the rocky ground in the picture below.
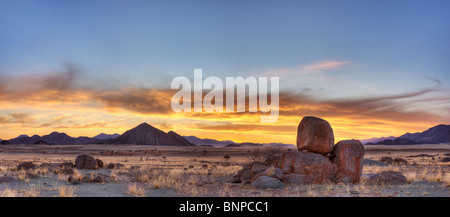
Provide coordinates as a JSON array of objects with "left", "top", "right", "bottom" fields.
[{"left": 0, "top": 144, "right": 448, "bottom": 197}]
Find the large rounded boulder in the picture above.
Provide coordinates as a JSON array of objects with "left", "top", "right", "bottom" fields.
[
  {"left": 75, "top": 154, "right": 99, "bottom": 169},
  {"left": 297, "top": 116, "right": 335, "bottom": 155},
  {"left": 330, "top": 139, "right": 365, "bottom": 183}
]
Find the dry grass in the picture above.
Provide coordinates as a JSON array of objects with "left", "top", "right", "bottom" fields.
[
  {"left": 57, "top": 185, "right": 76, "bottom": 197},
  {"left": 0, "top": 187, "right": 17, "bottom": 197},
  {"left": 17, "top": 169, "right": 30, "bottom": 183},
  {"left": 126, "top": 183, "right": 146, "bottom": 197}
]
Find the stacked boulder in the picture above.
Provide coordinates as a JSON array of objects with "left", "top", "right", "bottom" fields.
[{"left": 233, "top": 116, "right": 365, "bottom": 188}]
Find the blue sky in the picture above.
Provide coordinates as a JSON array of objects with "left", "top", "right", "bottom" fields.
[
  {"left": 1, "top": 0, "right": 449, "bottom": 85},
  {"left": 0, "top": 0, "right": 449, "bottom": 142}
]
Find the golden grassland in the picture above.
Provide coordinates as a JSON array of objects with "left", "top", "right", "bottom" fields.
[{"left": 0, "top": 144, "right": 449, "bottom": 197}]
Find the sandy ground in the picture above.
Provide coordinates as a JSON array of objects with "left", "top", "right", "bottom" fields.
[{"left": 0, "top": 144, "right": 449, "bottom": 197}]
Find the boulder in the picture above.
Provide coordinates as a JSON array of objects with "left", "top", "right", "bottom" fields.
[
  {"left": 17, "top": 162, "right": 37, "bottom": 170},
  {"left": 330, "top": 139, "right": 365, "bottom": 183},
  {"left": 96, "top": 159, "right": 104, "bottom": 168},
  {"left": 59, "top": 162, "right": 74, "bottom": 168},
  {"left": 393, "top": 158, "right": 408, "bottom": 165},
  {"left": 441, "top": 157, "right": 450, "bottom": 162},
  {"left": 232, "top": 162, "right": 260, "bottom": 183},
  {"left": 250, "top": 164, "right": 269, "bottom": 179},
  {"left": 252, "top": 176, "right": 284, "bottom": 189},
  {"left": 282, "top": 173, "right": 306, "bottom": 184},
  {"left": 106, "top": 163, "right": 125, "bottom": 169},
  {"left": 380, "top": 156, "right": 394, "bottom": 164},
  {"left": 365, "top": 171, "right": 407, "bottom": 185},
  {"left": 264, "top": 166, "right": 283, "bottom": 180},
  {"left": 75, "top": 154, "right": 98, "bottom": 169},
  {"left": 53, "top": 166, "right": 74, "bottom": 175},
  {"left": 297, "top": 116, "right": 334, "bottom": 155},
  {"left": 274, "top": 151, "right": 333, "bottom": 184}
]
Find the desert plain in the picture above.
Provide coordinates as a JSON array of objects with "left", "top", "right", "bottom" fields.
[{"left": 0, "top": 143, "right": 448, "bottom": 197}]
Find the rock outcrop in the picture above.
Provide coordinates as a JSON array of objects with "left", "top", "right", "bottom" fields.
[{"left": 232, "top": 116, "right": 367, "bottom": 187}]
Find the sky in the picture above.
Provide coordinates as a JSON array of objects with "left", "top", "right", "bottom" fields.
[{"left": 0, "top": 0, "right": 449, "bottom": 144}]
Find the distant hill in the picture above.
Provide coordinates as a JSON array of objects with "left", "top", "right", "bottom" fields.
[
  {"left": 42, "top": 132, "right": 75, "bottom": 145},
  {"left": 368, "top": 138, "right": 420, "bottom": 145},
  {"left": 9, "top": 135, "right": 42, "bottom": 144},
  {"left": 93, "top": 133, "right": 120, "bottom": 140},
  {"left": 108, "top": 122, "right": 194, "bottom": 146},
  {"left": 360, "top": 136, "right": 396, "bottom": 145},
  {"left": 399, "top": 124, "right": 450, "bottom": 144},
  {"left": 184, "top": 135, "right": 295, "bottom": 147},
  {"left": 183, "top": 136, "right": 234, "bottom": 146},
  {"left": 367, "top": 124, "right": 450, "bottom": 145},
  {"left": 8, "top": 133, "right": 105, "bottom": 145},
  {"left": 224, "top": 142, "right": 264, "bottom": 147}
]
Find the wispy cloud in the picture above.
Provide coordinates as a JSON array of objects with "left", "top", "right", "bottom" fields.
[{"left": 258, "top": 60, "right": 350, "bottom": 77}]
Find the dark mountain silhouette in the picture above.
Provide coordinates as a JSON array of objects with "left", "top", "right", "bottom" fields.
[
  {"left": 225, "top": 142, "right": 264, "bottom": 147},
  {"left": 367, "top": 124, "right": 450, "bottom": 145},
  {"left": 368, "top": 138, "right": 420, "bottom": 145},
  {"left": 72, "top": 136, "right": 103, "bottom": 145},
  {"left": 34, "top": 140, "right": 53, "bottom": 145},
  {"left": 399, "top": 124, "right": 450, "bottom": 144},
  {"left": 108, "top": 123, "right": 194, "bottom": 146},
  {"left": 93, "top": 133, "right": 120, "bottom": 140},
  {"left": 9, "top": 135, "right": 42, "bottom": 144},
  {"left": 360, "top": 136, "right": 396, "bottom": 145},
  {"left": 8, "top": 133, "right": 105, "bottom": 145},
  {"left": 42, "top": 132, "right": 75, "bottom": 145},
  {"left": 183, "top": 136, "right": 234, "bottom": 146}
]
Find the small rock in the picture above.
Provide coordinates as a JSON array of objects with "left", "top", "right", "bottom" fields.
[
  {"left": 96, "top": 159, "right": 104, "bottom": 168},
  {"left": 59, "top": 162, "right": 74, "bottom": 168},
  {"left": 17, "top": 162, "right": 36, "bottom": 170},
  {"left": 380, "top": 156, "right": 394, "bottom": 164},
  {"left": 366, "top": 171, "right": 407, "bottom": 185},
  {"left": 263, "top": 166, "right": 283, "bottom": 180},
  {"left": 393, "top": 158, "right": 408, "bottom": 165},
  {"left": 107, "top": 163, "right": 124, "bottom": 169},
  {"left": 441, "top": 157, "right": 450, "bottom": 162},
  {"left": 93, "top": 175, "right": 104, "bottom": 183},
  {"left": 250, "top": 164, "right": 268, "bottom": 178},
  {"left": 252, "top": 176, "right": 284, "bottom": 189}
]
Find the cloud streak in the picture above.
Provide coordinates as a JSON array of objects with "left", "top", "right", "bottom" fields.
[{"left": 259, "top": 61, "right": 350, "bottom": 77}]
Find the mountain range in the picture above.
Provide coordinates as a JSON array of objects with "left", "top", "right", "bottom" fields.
[
  {"left": 1, "top": 123, "right": 448, "bottom": 146},
  {"left": 3, "top": 123, "right": 193, "bottom": 146},
  {"left": 366, "top": 124, "right": 450, "bottom": 145}
]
